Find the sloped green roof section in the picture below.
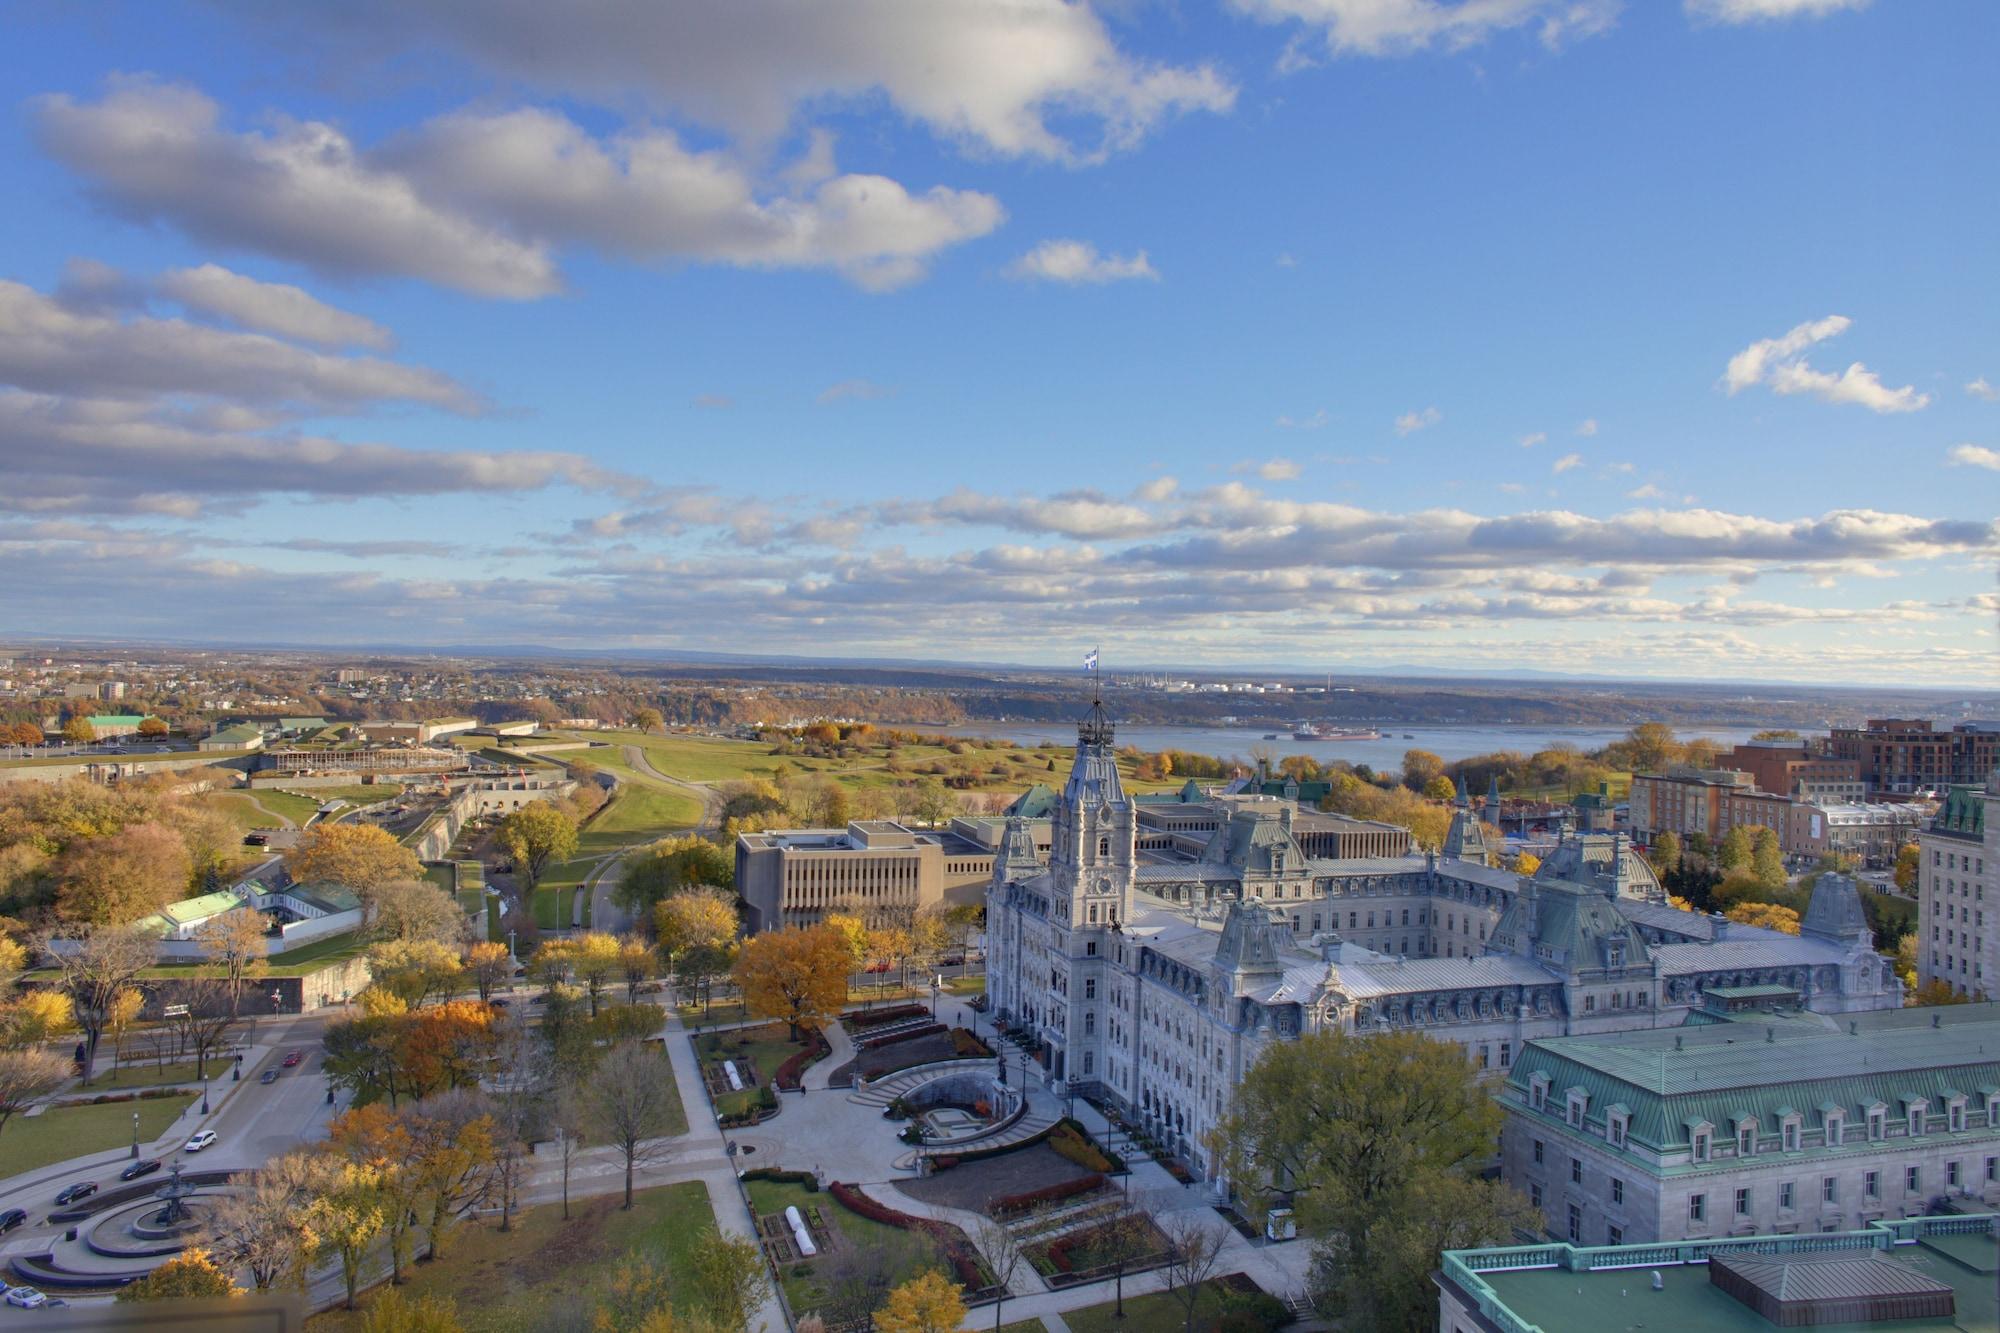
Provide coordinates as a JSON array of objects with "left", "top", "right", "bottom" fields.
[{"left": 1933, "top": 784, "right": 1986, "bottom": 838}]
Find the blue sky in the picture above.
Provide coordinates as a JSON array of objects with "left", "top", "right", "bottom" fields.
[{"left": 2, "top": 0, "right": 1996, "bottom": 682}]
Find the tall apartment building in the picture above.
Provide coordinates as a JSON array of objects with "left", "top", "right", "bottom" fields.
[
  {"left": 1717, "top": 740, "right": 1862, "bottom": 802},
  {"left": 1629, "top": 769, "right": 1755, "bottom": 841},
  {"left": 1828, "top": 719, "right": 2000, "bottom": 796},
  {"left": 1501, "top": 998, "right": 2000, "bottom": 1250},
  {"left": 1917, "top": 778, "right": 1997, "bottom": 998},
  {"left": 734, "top": 820, "right": 992, "bottom": 932}
]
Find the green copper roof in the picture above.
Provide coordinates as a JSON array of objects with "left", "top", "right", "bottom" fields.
[
  {"left": 1509, "top": 1003, "right": 2000, "bottom": 1151},
  {"left": 1933, "top": 784, "right": 1986, "bottom": 838},
  {"left": 1006, "top": 783, "right": 1059, "bottom": 818}
]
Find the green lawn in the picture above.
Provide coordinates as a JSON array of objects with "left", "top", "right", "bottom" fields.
[
  {"left": 83, "top": 1059, "right": 209, "bottom": 1090},
  {"left": 537, "top": 779, "right": 701, "bottom": 907},
  {"left": 244, "top": 788, "right": 325, "bottom": 824},
  {"left": 126, "top": 929, "right": 369, "bottom": 981},
  {"left": 1060, "top": 1279, "right": 1277, "bottom": 1333},
  {"left": 0, "top": 1094, "right": 197, "bottom": 1179},
  {"left": 306, "top": 1181, "right": 715, "bottom": 1333},
  {"left": 282, "top": 783, "right": 404, "bottom": 807},
  {"left": 744, "top": 1177, "right": 946, "bottom": 1319},
  {"left": 696, "top": 1023, "right": 806, "bottom": 1116},
  {"left": 195, "top": 791, "right": 285, "bottom": 832}
]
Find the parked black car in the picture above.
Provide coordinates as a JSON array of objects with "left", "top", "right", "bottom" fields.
[
  {"left": 119, "top": 1158, "right": 161, "bottom": 1182},
  {"left": 51, "top": 1182, "right": 96, "bottom": 1207},
  {"left": 0, "top": 1209, "right": 26, "bottom": 1232}
]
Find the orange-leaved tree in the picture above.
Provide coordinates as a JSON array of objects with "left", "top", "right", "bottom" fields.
[{"left": 734, "top": 924, "right": 850, "bottom": 1039}]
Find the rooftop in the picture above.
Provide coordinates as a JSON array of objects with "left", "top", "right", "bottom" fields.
[{"left": 1441, "top": 1216, "right": 1999, "bottom": 1333}]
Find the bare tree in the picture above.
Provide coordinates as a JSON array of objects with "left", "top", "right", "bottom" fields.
[
  {"left": 1156, "top": 1206, "right": 1230, "bottom": 1333},
  {"left": 194, "top": 906, "right": 270, "bottom": 1019},
  {"left": 553, "top": 1082, "right": 588, "bottom": 1221},
  {"left": 482, "top": 1014, "right": 546, "bottom": 1232},
  {"left": 37, "top": 924, "right": 155, "bottom": 1085},
  {"left": 577, "top": 1039, "right": 678, "bottom": 1208},
  {"left": 202, "top": 1151, "right": 329, "bottom": 1291},
  {"left": 972, "top": 1212, "right": 1031, "bottom": 1333},
  {"left": 0, "top": 1050, "right": 71, "bottom": 1139},
  {"left": 164, "top": 977, "right": 240, "bottom": 1080},
  {"left": 819, "top": 1241, "right": 897, "bottom": 1330}
]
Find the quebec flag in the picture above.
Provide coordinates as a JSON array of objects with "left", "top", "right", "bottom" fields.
[{"left": 1083, "top": 648, "right": 1099, "bottom": 672}]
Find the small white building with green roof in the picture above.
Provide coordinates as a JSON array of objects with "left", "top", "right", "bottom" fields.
[{"left": 132, "top": 889, "right": 248, "bottom": 940}]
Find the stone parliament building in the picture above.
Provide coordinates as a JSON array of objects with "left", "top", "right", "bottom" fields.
[{"left": 984, "top": 699, "right": 1906, "bottom": 1184}]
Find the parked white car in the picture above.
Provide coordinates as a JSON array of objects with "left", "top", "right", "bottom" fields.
[
  {"left": 5, "top": 1287, "right": 45, "bottom": 1308},
  {"left": 183, "top": 1130, "right": 217, "bottom": 1153}
]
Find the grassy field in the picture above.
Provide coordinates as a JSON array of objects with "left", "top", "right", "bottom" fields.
[
  {"left": 242, "top": 788, "right": 325, "bottom": 825},
  {"left": 1059, "top": 1277, "right": 1285, "bottom": 1332},
  {"left": 196, "top": 790, "right": 286, "bottom": 832},
  {"left": 281, "top": 783, "right": 406, "bottom": 809},
  {"left": 0, "top": 1094, "right": 197, "bottom": 1179},
  {"left": 306, "top": 1181, "right": 715, "bottom": 1333},
  {"left": 83, "top": 1059, "right": 208, "bottom": 1090},
  {"left": 537, "top": 779, "right": 701, "bottom": 908}
]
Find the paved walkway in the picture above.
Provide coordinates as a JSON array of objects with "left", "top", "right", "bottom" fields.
[{"left": 800, "top": 1020, "right": 855, "bottom": 1092}]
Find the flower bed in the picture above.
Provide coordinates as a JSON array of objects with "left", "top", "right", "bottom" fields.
[
  {"left": 772, "top": 1029, "right": 831, "bottom": 1090},
  {"left": 827, "top": 1181, "right": 1000, "bottom": 1298},
  {"left": 992, "top": 1172, "right": 1106, "bottom": 1216},
  {"left": 1030, "top": 1215, "right": 1174, "bottom": 1287},
  {"left": 949, "top": 1028, "right": 994, "bottom": 1059}
]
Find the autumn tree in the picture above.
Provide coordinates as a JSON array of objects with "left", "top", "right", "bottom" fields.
[
  {"left": 903, "top": 778, "right": 955, "bottom": 828},
  {"left": 1401, "top": 749, "right": 1445, "bottom": 793},
  {"left": 10, "top": 722, "right": 42, "bottom": 747},
  {"left": 874, "top": 1269, "right": 966, "bottom": 1333},
  {"left": 618, "top": 935, "right": 657, "bottom": 1003},
  {"left": 1894, "top": 842, "right": 1921, "bottom": 893},
  {"left": 1216, "top": 1028, "right": 1530, "bottom": 1326},
  {"left": 1718, "top": 825, "right": 1754, "bottom": 876},
  {"left": 1422, "top": 774, "right": 1458, "bottom": 803},
  {"left": 552, "top": 931, "right": 622, "bottom": 1016},
  {"left": 632, "top": 707, "right": 665, "bottom": 734},
  {"left": 1751, "top": 826, "right": 1787, "bottom": 890},
  {"left": 735, "top": 925, "right": 850, "bottom": 1038},
  {"left": 1649, "top": 831, "right": 1682, "bottom": 873},
  {"left": 394, "top": 1000, "right": 500, "bottom": 1098},
  {"left": 196, "top": 906, "right": 271, "bottom": 1018},
  {"left": 56, "top": 822, "right": 191, "bottom": 923},
  {"left": 38, "top": 922, "right": 155, "bottom": 1084},
  {"left": 465, "top": 940, "right": 512, "bottom": 1001},
  {"left": 498, "top": 801, "right": 579, "bottom": 889},
  {"left": 368, "top": 939, "right": 464, "bottom": 1009},
  {"left": 114, "top": 1247, "right": 242, "bottom": 1302},
  {"left": 287, "top": 823, "right": 422, "bottom": 906},
  {"left": 360, "top": 1290, "right": 466, "bottom": 1333},
  {"left": 1726, "top": 902, "right": 1801, "bottom": 935},
  {"left": 305, "top": 1161, "right": 387, "bottom": 1309},
  {"left": 404, "top": 1090, "right": 498, "bottom": 1262},
  {"left": 822, "top": 911, "right": 870, "bottom": 974},
  {"left": 0, "top": 1049, "right": 71, "bottom": 1139},
  {"left": 62, "top": 716, "right": 97, "bottom": 745},
  {"left": 326, "top": 1105, "right": 426, "bottom": 1284},
  {"left": 654, "top": 887, "right": 738, "bottom": 995},
  {"left": 369, "top": 877, "right": 468, "bottom": 945},
  {"left": 1621, "top": 721, "right": 1679, "bottom": 773},
  {"left": 687, "top": 1228, "right": 770, "bottom": 1331},
  {"left": 578, "top": 1040, "right": 681, "bottom": 1208},
  {"left": 620, "top": 836, "right": 735, "bottom": 913},
  {"left": 138, "top": 717, "right": 169, "bottom": 738}
]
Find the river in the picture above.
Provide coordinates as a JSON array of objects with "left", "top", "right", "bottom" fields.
[{"left": 935, "top": 721, "right": 1764, "bottom": 773}]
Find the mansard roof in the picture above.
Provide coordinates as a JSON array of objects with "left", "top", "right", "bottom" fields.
[
  {"left": 1800, "top": 873, "right": 1870, "bottom": 944},
  {"left": 1515, "top": 881, "right": 1651, "bottom": 969},
  {"left": 1534, "top": 831, "right": 1662, "bottom": 899},
  {"left": 1198, "top": 808, "right": 1307, "bottom": 875},
  {"left": 1006, "top": 783, "right": 1060, "bottom": 818},
  {"left": 1929, "top": 783, "right": 1986, "bottom": 839},
  {"left": 1652, "top": 933, "right": 1866, "bottom": 978},
  {"left": 1328, "top": 950, "right": 1555, "bottom": 1001}
]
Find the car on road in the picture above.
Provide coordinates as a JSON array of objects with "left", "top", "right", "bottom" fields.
[
  {"left": 183, "top": 1130, "right": 217, "bottom": 1153},
  {"left": 5, "top": 1287, "right": 45, "bottom": 1308},
  {"left": 260, "top": 1068, "right": 280, "bottom": 1084},
  {"left": 282, "top": 1050, "right": 303, "bottom": 1067},
  {"left": 243, "top": 832, "right": 269, "bottom": 847},
  {"left": 51, "top": 1182, "right": 96, "bottom": 1207},
  {"left": 488, "top": 997, "right": 510, "bottom": 1008},
  {"left": 119, "top": 1158, "right": 161, "bottom": 1181},
  {"left": 0, "top": 1209, "right": 26, "bottom": 1233}
]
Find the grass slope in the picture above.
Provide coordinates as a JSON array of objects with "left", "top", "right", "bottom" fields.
[{"left": 0, "top": 1094, "right": 197, "bottom": 1179}]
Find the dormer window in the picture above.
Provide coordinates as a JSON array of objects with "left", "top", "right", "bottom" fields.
[
  {"left": 1692, "top": 1128, "right": 1712, "bottom": 1163},
  {"left": 1907, "top": 1101, "right": 1928, "bottom": 1137},
  {"left": 1528, "top": 1074, "right": 1549, "bottom": 1111},
  {"left": 1737, "top": 1121, "right": 1756, "bottom": 1157},
  {"left": 1825, "top": 1111, "right": 1844, "bottom": 1147},
  {"left": 1949, "top": 1098, "right": 1968, "bottom": 1133},
  {"left": 1985, "top": 1093, "right": 2000, "bottom": 1126},
  {"left": 1781, "top": 1115, "right": 1801, "bottom": 1152},
  {"left": 1867, "top": 1106, "right": 1887, "bottom": 1141},
  {"left": 1608, "top": 1107, "right": 1629, "bottom": 1148},
  {"left": 1566, "top": 1090, "right": 1587, "bottom": 1129}
]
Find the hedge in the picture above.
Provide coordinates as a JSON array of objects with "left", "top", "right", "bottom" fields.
[
  {"left": 741, "top": 1168, "right": 819, "bottom": 1191},
  {"left": 773, "top": 1031, "right": 831, "bottom": 1090},
  {"left": 842, "top": 1003, "right": 926, "bottom": 1028},
  {"left": 991, "top": 1172, "right": 1105, "bottom": 1216},
  {"left": 827, "top": 1181, "right": 995, "bottom": 1295},
  {"left": 861, "top": 1022, "right": 945, "bottom": 1051}
]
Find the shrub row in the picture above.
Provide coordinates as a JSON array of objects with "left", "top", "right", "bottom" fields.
[
  {"left": 991, "top": 1172, "right": 1106, "bottom": 1216},
  {"left": 827, "top": 1181, "right": 994, "bottom": 1294},
  {"left": 842, "top": 1003, "right": 926, "bottom": 1029},
  {"left": 772, "top": 1031, "right": 831, "bottom": 1090},
  {"left": 948, "top": 1029, "right": 994, "bottom": 1059},
  {"left": 861, "top": 1022, "right": 945, "bottom": 1051},
  {"left": 1047, "top": 1122, "right": 1116, "bottom": 1174},
  {"left": 741, "top": 1168, "right": 819, "bottom": 1191},
  {"left": 70, "top": 1087, "right": 189, "bottom": 1106}
]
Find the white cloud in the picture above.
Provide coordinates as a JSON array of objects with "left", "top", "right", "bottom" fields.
[
  {"left": 1007, "top": 240, "right": 1158, "bottom": 285},
  {"left": 1575, "top": 418, "right": 1598, "bottom": 437},
  {"left": 1948, "top": 444, "right": 2000, "bottom": 472},
  {"left": 1233, "top": 0, "right": 1622, "bottom": 57},
  {"left": 1553, "top": 452, "right": 1584, "bottom": 474},
  {"left": 158, "top": 263, "right": 392, "bottom": 349},
  {"left": 1277, "top": 409, "right": 1329, "bottom": 430},
  {"left": 692, "top": 393, "right": 735, "bottom": 410},
  {"left": 1395, "top": 406, "right": 1442, "bottom": 436},
  {"left": 35, "top": 79, "right": 557, "bottom": 299},
  {"left": 1967, "top": 377, "right": 1999, "bottom": 402},
  {"left": 1723, "top": 315, "right": 1928, "bottom": 414},
  {"left": 1519, "top": 431, "right": 1547, "bottom": 448},
  {"left": 37, "top": 81, "right": 1004, "bottom": 297},
  {"left": 1275, "top": 252, "right": 1298, "bottom": 268},
  {"left": 1135, "top": 477, "right": 1179, "bottom": 503},
  {"left": 0, "top": 278, "right": 477, "bottom": 412},
  {"left": 244, "top": 0, "right": 1235, "bottom": 165},
  {"left": 1686, "top": 0, "right": 1869, "bottom": 24},
  {"left": 817, "top": 379, "right": 893, "bottom": 405},
  {"left": 1627, "top": 483, "right": 1668, "bottom": 500},
  {"left": 1233, "top": 457, "right": 1302, "bottom": 480}
]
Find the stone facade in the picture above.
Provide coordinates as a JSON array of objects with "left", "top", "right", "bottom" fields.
[
  {"left": 1917, "top": 775, "right": 1998, "bottom": 998},
  {"left": 986, "top": 704, "right": 1904, "bottom": 1185}
]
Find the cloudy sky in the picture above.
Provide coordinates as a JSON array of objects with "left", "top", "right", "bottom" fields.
[{"left": 3, "top": 0, "right": 1997, "bottom": 683}]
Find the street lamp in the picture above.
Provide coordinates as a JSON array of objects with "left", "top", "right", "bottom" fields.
[
  {"left": 200, "top": 1072, "right": 210, "bottom": 1116},
  {"left": 130, "top": 1110, "right": 140, "bottom": 1160}
]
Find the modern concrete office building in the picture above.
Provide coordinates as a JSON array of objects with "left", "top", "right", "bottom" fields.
[{"left": 734, "top": 819, "right": 993, "bottom": 932}]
